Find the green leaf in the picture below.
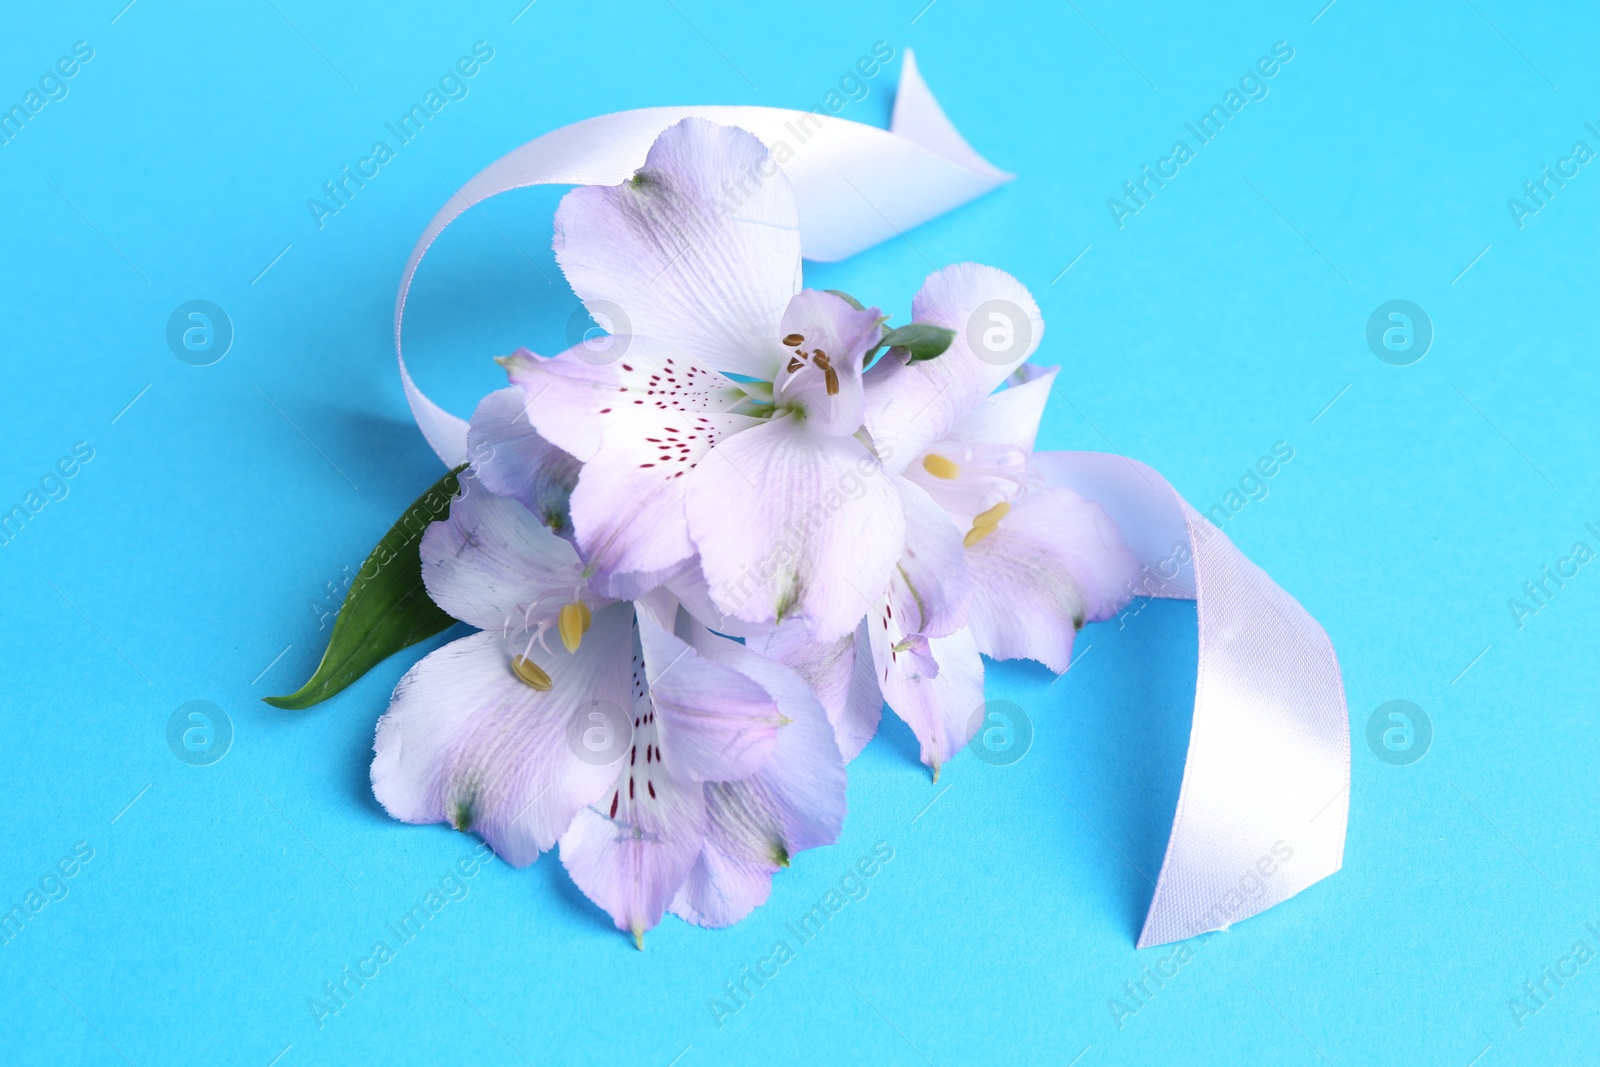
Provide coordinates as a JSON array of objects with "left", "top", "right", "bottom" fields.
[
  {"left": 881, "top": 322, "right": 956, "bottom": 363},
  {"left": 264, "top": 465, "right": 467, "bottom": 710},
  {"left": 823, "top": 288, "right": 866, "bottom": 311}
]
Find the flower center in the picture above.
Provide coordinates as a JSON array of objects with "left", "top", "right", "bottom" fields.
[{"left": 780, "top": 332, "right": 839, "bottom": 396}]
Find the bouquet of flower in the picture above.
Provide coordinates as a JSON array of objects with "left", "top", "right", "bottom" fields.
[{"left": 267, "top": 58, "right": 1349, "bottom": 950}]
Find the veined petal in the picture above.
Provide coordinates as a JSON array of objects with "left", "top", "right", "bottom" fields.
[
  {"left": 772, "top": 289, "right": 883, "bottom": 436},
  {"left": 669, "top": 842, "right": 777, "bottom": 929},
  {"left": 964, "top": 486, "right": 1138, "bottom": 672},
  {"left": 671, "top": 624, "right": 848, "bottom": 927},
  {"left": 903, "top": 369, "right": 1055, "bottom": 526},
  {"left": 685, "top": 622, "right": 847, "bottom": 855},
  {"left": 863, "top": 264, "right": 1043, "bottom": 474},
  {"left": 560, "top": 667, "right": 708, "bottom": 944},
  {"left": 370, "top": 610, "right": 635, "bottom": 867},
  {"left": 586, "top": 555, "right": 703, "bottom": 605},
  {"left": 504, "top": 341, "right": 761, "bottom": 581},
  {"left": 686, "top": 416, "right": 905, "bottom": 643},
  {"left": 419, "top": 474, "right": 589, "bottom": 636},
  {"left": 757, "top": 620, "right": 882, "bottom": 761},
  {"left": 890, "top": 477, "right": 972, "bottom": 640},
  {"left": 868, "top": 595, "right": 985, "bottom": 776},
  {"left": 948, "top": 367, "right": 1055, "bottom": 453},
  {"left": 502, "top": 339, "right": 747, "bottom": 462},
  {"left": 553, "top": 117, "right": 801, "bottom": 381},
  {"left": 661, "top": 557, "right": 776, "bottom": 640},
  {"left": 466, "top": 387, "right": 582, "bottom": 536},
  {"left": 636, "top": 607, "right": 785, "bottom": 783},
  {"left": 565, "top": 408, "right": 761, "bottom": 580}
]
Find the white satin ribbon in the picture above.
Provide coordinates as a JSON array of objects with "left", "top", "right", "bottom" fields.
[
  {"left": 392, "top": 53, "right": 1349, "bottom": 948},
  {"left": 1037, "top": 452, "right": 1349, "bottom": 947}
]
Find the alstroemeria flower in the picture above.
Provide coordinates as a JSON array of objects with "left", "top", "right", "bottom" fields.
[
  {"left": 500, "top": 117, "right": 908, "bottom": 642},
  {"left": 371, "top": 463, "right": 846, "bottom": 946},
  {"left": 762, "top": 270, "right": 1139, "bottom": 775}
]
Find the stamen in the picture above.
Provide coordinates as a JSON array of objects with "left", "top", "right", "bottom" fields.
[
  {"left": 921, "top": 454, "right": 961, "bottom": 480},
  {"left": 963, "top": 500, "right": 1011, "bottom": 548},
  {"left": 824, "top": 366, "right": 839, "bottom": 396},
  {"left": 782, "top": 333, "right": 804, "bottom": 347},
  {"left": 558, "top": 601, "right": 592, "bottom": 653},
  {"left": 511, "top": 655, "right": 553, "bottom": 690},
  {"left": 963, "top": 525, "right": 996, "bottom": 548},
  {"left": 786, "top": 356, "right": 803, "bottom": 374}
]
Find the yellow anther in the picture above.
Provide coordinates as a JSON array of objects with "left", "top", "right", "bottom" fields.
[
  {"left": 511, "top": 655, "right": 553, "bottom": 691},
  {"left": 921, "top": 454, "right": 961, "bottom": 480},
  {"left": 962, "top": 500, "right": 1011, "bottom": 548},
  {"left": 558, "top": 601, "right": 592, "bottom": 653},
  {"left": 972, "top": 500, "right": 1011, "bottom": 528}
]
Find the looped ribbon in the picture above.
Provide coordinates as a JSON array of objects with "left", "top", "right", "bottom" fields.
[{"left": 393, "top": 51, "right": 1349, "bottom": 948}]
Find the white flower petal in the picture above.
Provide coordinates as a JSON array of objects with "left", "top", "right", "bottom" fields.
[
  {"left": 635, "top": 607, "right": 785, "bottom": 783},
  {"left": 903, "top": 369, "right": 1055, "bottom": 527},
  {"left": 502, "top": 339, "right": 747, "bottom": 462},
  {"left": 504, "top": 341, "right": 761, "bottom": 581},
  {"left": 757, "top": 620, "right": 883, "bottom": 761},
  {"left": 371, "top": 612, "right": 635, "bottom": 867},
  {"left": 686, "top": 415, "right": 905, "bottom": 643},
  {"left": 890, "top": 477, "right": 972, "bottom": 640},
  {"left": 553, "top": 117, "right": 802, "bottom": 381},
  {"left": 863, "top": 263, "right": 1043, "bottom": 474},
  {"left": 466, "top": 387, "right": 582, "bottom": 535},
  {"left": 661, "top": 557, "right": 776, "bottom": 640},
  {"left": 867, "top": 595, "right": 985, "bottom": 776},
  {"left": 559, "top": 737, "right": 707, "bottom": 943},
  {"left": 964, "top": 486, "right": 1138, "bottom": 672},
  {"left": 671, "top": 623, "right": 848, "bottom": 927},
  {"left": 419, "top": 474, "right": 589, "bottom": 636},
  {"left": 946, "top": 366, "right": 1055, "bottom": 454}
]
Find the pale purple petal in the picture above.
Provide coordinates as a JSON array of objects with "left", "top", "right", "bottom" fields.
[
  {"left": 772, "top": 289, "right": 882, "bottom": 436},
  {"left": 559, "top": 679, "right": 709, "bottom": 944},
  {"left": 660, "top": 557, "right": 777, "bottom": 640},
  {"left": 503, "top": 341, "right": 760, "bottom": 581},
  {"left": 863, "top": 264, "right": 1043, "bottom": 474},
  {"left": 902, "top": 369, "right": 1055, "bottom": 526},
  {"left": 686, "top": 623, "right": 848, "bottom": 854},
  {"left": 371, "top": 610, "right": 635, "bottom": 867},
  {"left": 671, "top": 624, "right": 848, "bottom": 927},
  {"left": 686, "top": 415, "right": 905, "bottom": 643},
  {"left": 419, "top": 474, "right": 589, "bottom": 636},
  {"left": 636, "top": 605, "right": 785, "bottom": 783},
  {"left": 466, "top": 387, "right": 581, "bottom": 535},
  {"left": 553, "top": 117, "right": 802, "bottom": 381},
  {"left": 867, "top": 596, "right": 985, "bottom": 776},
  {"left": 501, "top": 339, "right": 747, "bottom": 462},
  {"left": 945, "top": 367, "right": 1055, "bottom": 456},
  {"left": 964, "top": 486, "right": 1138, "bottom": 672},
  {"left": 890, "top": 477, "right": 971, "bottom": 640},
  {"left": 669, "top": 844, "right": 777, "bottom": 929},
  {"left": 757, "top": 619, "right": 882, "bottom": 761}
]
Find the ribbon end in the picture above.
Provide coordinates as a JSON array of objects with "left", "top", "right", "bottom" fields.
[{"left": 891, "top": 47, "right": 1012, "bottom": 184}]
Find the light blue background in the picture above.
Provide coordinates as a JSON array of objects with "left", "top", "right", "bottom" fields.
[{"left": 2, "top": 1, "right": 1596, "bottom": 1064}]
